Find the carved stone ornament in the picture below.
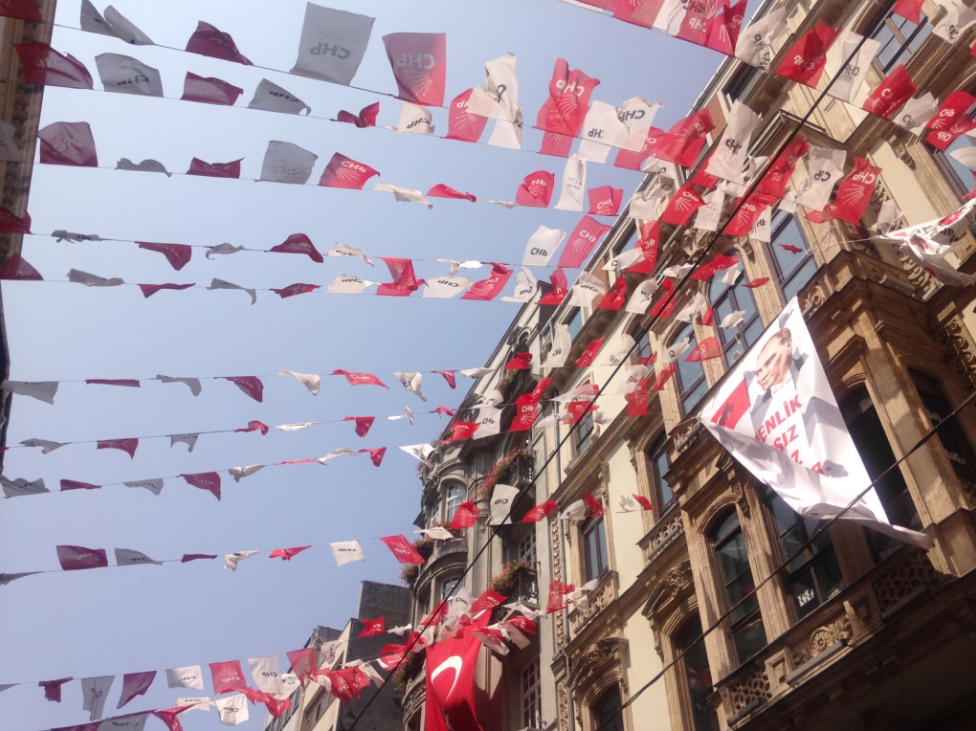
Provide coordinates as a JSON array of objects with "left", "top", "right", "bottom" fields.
[
  {"left": 551, "top": 520, "right": 567, "bottom": 649},
  {"left": 731, "top": 481, "right": 750, "bottom": 516},
  {"left": 667, "top": 563, "right": 694, "bottom": 597},
  {"left": 569, "top": 637, "right": 629, "bottom": 696},
  {"left": 733, "top": 236, "right": 755, "bottom": 261},
  {"left": 558, "top": 680, "right": 571, "bottom": 731},
  {"left": 940, "top": 318, "right": 976, "bottom": 391},
  {"left": 790, "top": 613, "right": 852, "bottom": 667}
]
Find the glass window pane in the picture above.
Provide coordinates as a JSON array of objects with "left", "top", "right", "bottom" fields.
[{"left": 732, "top": 615, "right": 766, "bottom": 662}]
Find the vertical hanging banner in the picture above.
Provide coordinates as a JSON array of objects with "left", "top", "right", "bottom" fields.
[
  {"left": 700, "top": 298, "right": 932, "bottom": 549},
  {"left": 291, "top": 3, "right": 375, "bottom": 85},
  {"left": 383, "top": 32, "right": 447, "bottom": 106}
]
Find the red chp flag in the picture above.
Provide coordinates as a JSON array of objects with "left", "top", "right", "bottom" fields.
[
  {"left": 38, "top": 122, "right": 97, "bottom": 167},
  {"left": 0, "top": 253, "right": 41, "bottom": 280},
  {"left": 613, "top": 0, "right": 666, "bottom": 28},
  {"left": 523, "top": 499, "right": 558, "bottom": 523},
  {"left": 661, "top": 183, "right": 705, "bottom": 225},
  {"left": 863, "top": 65, "right": 915, "bottom": 121},
  {"left": 756, "top": 136, "right": 809, "bottom": 198},
  {"left": 516, "top": 170, "right": 555, "bottom": 208},
  {"left": 775, "top": 22, "right": 838, "bottom": 87},
  {"left": 626, "top": 377, "right": 651, "bottom": 416},
  {"left": 183, "top": 471, "right": 221, "bottom": 500},
  {"left": 383, "top": 32, "right": 447, "bottom": 106},
  {"left": 185, "top": 21, "right": 251, "bottom": 64},
  {"left": 588, "top": 185, "right": 623, "bottom": 216},
  {"left": 629, "top": 220, "right": 662, "bottom": 275},
  {"left": 651, "top": 109, "right": 714, "bottom": 167},
  {"left": 138, "top": 242, "right": 192, "bottom": 271},
  {"left": 181, "top": 72, "right": 243, "bottom": 105},
  {"left": 1, "top": 0, "right": 42, "bottom": 21},
  {"left": 692, "top": 253, "right": 739, "bottom": 281},
  {"left": 425, "top": 635, "right": 485, "bottom": 731},
  {"left": 706, "top": 0, "right": 747, "bottom": 55},
  {"left": 209, "top": 660, "right": 247, "bottom": 694},
  {"left": 584, "top": 492, "right": 606, "bottom": 517},
  {"left": 360, "top": 447, "right": 387, "bottom": 466},
  {"left": 447, "top": 89, "right": 489, "bottom": 142},
  {"left": 461, "top": 263, "right": 512, "bottom": 301},
  {"left": 558, "top": 215, "right": 610, "bottom": 268},
  {"left": 598, "top": 277, "right": 628, "bottom": 311},
  {"left": 332, "top": 369, "right": 389, "bottom": 388},
  {"left": 380, "top": 535, "right": 426, "bottom": 564},
  {"left": 269, "top": 546, "right": 310, "bottom": 560},
  {"left": 512, "top": 377, "right": 551, "bottom": 432},
  {"left": 222, "top": 376, "right": 264, "bottom": 402},
  {"left": 335, "top": 102, "right": 380, "bottom": 128},
  {"left": 377, "top": 257, "right": 423, "bottom": 296},
  {"left": 615, "top": 125, "right": 664, "bottom": 170},
  {"left": 270, "top": 233, "right": 324, "bottom": 262},
  {"left": 359, "top": 617, "right": 385, "bottom": 637},
  {"left": 673, "top": 0, "right": 731, "bottom": 45},
  {"left": 346, "top": 416, "right": 375, "bottom": 437},
  {"left": 16, "top": 43, "right": 93, "bottom": 89},
  {"left": 442, "top": 421, "right": 480, "bottom": 444},
  {"left": 319, "top": 152, "right": 379, "bottom": 189},
  {"left": 927, "top": 91, "right": 976, "bottom": 151},
  {"left": 725, "top": 192, "right": 776, "bottom": 237},
  {"left": 540, "top": 130, "right": 574, "bottom": 158},
  {"left": 825, "top": 158, "right": 880, "bottom": 225},
  {"left": 536, "top": 58, "right": 600, "bottom": 136},
  {"left": 450, "top": 500, "right": 481, "bottom": 529},
  {"left": 547, "top": 580, "right": 575, "bottom": 612},
  {"left": 97, "top": 438, "right": 138, "bottom": 458},
  {"left": 893, "top": 0, "right": 925, "bottom": 23},
  {"left": 685, "top": 335, "right": 723, "bottom": 362},
  {"left": 0, "top": 207, "right": 31, "bottom": 234},
  {"left": 575, "top": 338, "right": 606, "bottom": 368},
  {"left": 428, "top": 184, "right": 476, "bottom": 201},
  {"left": 57, "top": 544, "right": 108, "bottom": 571},
  {"left": 539, "top": 267, "right": 568, "bottom": 305},
  {"left": 187, "top": 157, "right": 242, "bottom": 178}
]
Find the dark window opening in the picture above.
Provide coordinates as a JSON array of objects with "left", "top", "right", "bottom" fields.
[
  {"left": 676, "top": 617, "right": 720, "bottom": 731},
  {"left": 713, "top": 510, "right": 766, "bottom": 663}
]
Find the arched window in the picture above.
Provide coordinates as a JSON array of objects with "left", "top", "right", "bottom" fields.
[
  {"left": 713, "top": 510, "right": 765, "bottom": 663},
  {"left": 592, "top": 686, "right": 624, "bottom": 731},
  {"left": 444, "top": 484, "right": 465, "bottom": 522},
  {"left": 675, "top": 617, "right": 720, "bottom": 731}
]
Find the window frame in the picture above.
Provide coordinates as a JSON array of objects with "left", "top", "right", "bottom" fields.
[
  {"left": 712, "top": 509, "right": 766, "bottom": 665},
  {"left": 709, "top": 273, "right": 761, "bottom": 368},
  {"left": 646, "top": 435, "right": 676, "bottom": 514},
  {"left": 520, "top": 658, "right": 543, "bottom": 730},
  {"left": 673, "top": 617, "right": 720, "bottom": 731},
  {"left": 582, "top": 515, "right": 610, "bottom": 583},
  {"left": 671, "top": 323, "right": 707, "bottom": 415},
  {"left": 766, "top": 210, "right": 818, "bottom": 304},
  {"left": 592, "top": 685, "right": 625, "bottom": 731},
  {"left": 444, "top": 484, "right": 465, "bottom": 522}
]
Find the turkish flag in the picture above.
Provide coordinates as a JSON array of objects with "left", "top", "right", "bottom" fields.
[
  {"left": 863, "top": 65, "right": 915, "bottom": 121},
  {"left": 575, "top": 338, "right": 606, "bottom": 368},
  {"left": 425, "top": 635, "right": 484, "bottom": 731},
  {"left": 756, "top": 135, "right": 809, "bottom": 198},
  {"left": 187, "top": 157, "right": 242, "bottom": 178},
  {"left": 651, "top": 109, "right": 714, "bottom": 167},
  {"left": 0, "top": 252, "right": 41, "bottom": 279},
  {"left": 461, "top": 263, "right": 512, "bottom": 301},
  {"left": 447, "top": 89, "right": 489, "bottom": 142},
  {"left": 893, "top": 0, "right": 925, "bottom": 23},
  {"left": 359, "top": 617, "right": 385, "bottom": 637},
  {"left": 269, "top": 546, "right": 310, "bottom": 560},
  {"left": 185, "top": 21, "right": 251, "bottom": 64},
  {"left": 651, "top": 364, "right": 678, "bottom": 391},
  {"left": 380, "top": 535, "right": 426, "bottom": 564},
  {"left": 38, "top": 122, "right": 97, "bottom": 167},
  {"left": 450, "top": 500, "right": 481, "bottom": 529},
  {"left": 269, "top": 233, "right": 324, "bottom": 262},
  {"left": 598, "top": 277, "right": 628, "bottom": 311},
  {"left": 775, "top": 22, "right": 837, "bottom": 87},
  {"left": 692, "top": 253, "right": 739, "bottom": 281},
  {"left": 558, "top": 215, "right": 610, "bottom": 268},
  {"left": 57, "top": 545, "right": 108, "bottom": 571},
  {"left": 428, "top": 184, "right": 476, "bottom": 201},
  {"left": 222, "top": 376, "right": 264, "bottom": 402},
  {"left": 685, "top": 336, "right": 722, "bottom": 362},
  {"left": 383, "top": 32, "right": 447, "bottom": 106},
  {"left": 626, "top": 377, "right": 651, "bottom": 416},
  {"left": 181, "top": 72, "right": 243, "bottom": 105},
  {"left": 138, "top": 242, "right": 192, "bottom": 271},
  {"left": 345, "top": 416, "right": 375, "bottom": 437},
  {"left": 319, "top": 152, "right": 379, "bottom": 189},
  {"left": 359, "top": 447, "right": 387, "bottom": 466},
  {"left": 536, "top": 58, "right": 600, "bottom": 137},
  {"left": 332, "top": 370, "right": 389, "bottom": 388},
  {"left": 335, "top": 102, "right": 380, "bottom": 128},
  {"left": 825, "top": 158, "right": 880, "bottom": 225},
  {"left": 516, "top": 170, "right": 555, "bottom": 207},
  {"left": 442, "top": 422, "right": 480, "bottom": 444},
  {"left": 523, "top": 499, "right": 558, "bottom": 522},
  {"left": 183, "top": 472, "right": 221, "bottom": 500},
  {"left": 97, "top": 438, "right": 138, "bottom": 459},
  {"left": 209, "top": 661, "right": 247, "bottom": 695},
  {"left": 0, "top": 0, "right": 42, "bottom": 21},
  {"left": 661, "top": 183, "right": 705, "bottom": 225},
  {"left": 16, "top": 43, "right": 93, "bottom": 89},
  {"left": 588, "top": 185, "right": 623, "bottom": 216}
]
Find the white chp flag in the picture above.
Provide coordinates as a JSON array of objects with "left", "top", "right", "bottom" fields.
[
  {"left": 620, "top": 96, "right": 662, "bottom": 150},
  {"left": 599, "top": 333, "right": 637, "bottom": 367},
  {"left": 705, "top": 101, "right": 761, "bottom": 183},
  {"left": 177, "top": 697, "right": 213, "bottom": 712},
  {"left": 321, "top": 447, "right": 357, "bottom": 461},
  {"left": 523, "top": 225, "right": 566, "bottom": 265},
  {"left": 170, "top": 433, "right": 199, "bottom": 452},
  {"left": 467, "top": 52, "right": 520, "bottom": 121},
  {"left": 793, "top": 146, "right": 847, "bottom": 212},
  {"left": 447, "top": 586, "right": 475, "bottom": 617},
  {"left": 224, "top": 551, "right": 261, "bottom": 571},
  {"left": 229, "top": 465, "right": 265, "bottom": 482},
  {"left": 374, "top": 182, "right": 433, "bottom": 208},
  {"left": 393, "top": 372, "right": 426, "bottom": 401},
  {"left": 331, "top": 540, "right": 364, "bottom": 567},
  {"left": 625, "top": 277, "right": 659, "bottom": 315},
  {"left": 248, "top": 78, "right": 311, "bottom": 114},
  {"left": 208, "top": 279, "right": 256, "bottom": 305},
  {"left": 81, "top": 675, "right": 114, "bottom": 720},
  {"left": 933, "top": 0, "right": 976, "bottom": 42},
  {"left": 560, "top": 500, "right": 588, "bottom": 521},
  {"left": 0, "top": 120, "right": 21, "bottom": 162},
  {"left": 489, "top": 483, "right": 520, "bottom": 525},
  {"left": 157, "top": 375, "right": 202, "bottom": 396},
  {"left": 547, "top": 323, "right": 572, "bottom": 367},
  {"left": 327, "top": 274, "right": 374, "bottom": 294},
  {"left": 554, "top": 157, "right": 587, "bottom": 211},
  {"left": 166, "top": 666, "right": 204, "bottom": 690},
  {"left": 893, "top": 93, "right": 938, "bottom": 134},
  {"left": 695, "top": 190, "right": 726, "bottom": 232},
  {"left": 3, "top": 380, "right": 58, "bottom": 404},
  {"left": 627, "top": 180, "right": 669, "bottom": 219},
  {"left": 501, "top": 266, "right": 538, "bottom": 303},
  {"left": 124, "top": 479, "right": 163, "bottom": 495},
  {"left": 735, "top": 7, "right": 789, "bottom": 70},
  {"left": 97, "top": 714, "right": 148, "bottom": 731},
  {"left": 247, "top": 655, "right": 285, "bottom": 697},
  {"left": 424, "top": 276, "right": 472, "bottom": 299},
  {"left": 417, "top": 526, "right": 454, "bottom": 540},
  {"left": 577, "top": 101, "right": 630, "bottom": 163},
  {"left": 567, "top": 271, "right": 607, "bottom": 308},
  {"left": 278, "top": 370, "right": 321, "bottom": 395},
  {"left": 80, "top": 2, "right": 153, "bottom": 44},
  {"left": 328, "top": 242, "right": 373, "bottom": 266},
  {"left": 488, "top": 108, "right": 523, "bottom": 150},
  {"left": 114, "top": 548, "right": 161, "bottom": 566},
  {"left": 825, "top": 32, "right": 880, "bottom": 104},
  {"left": 215, "top": 694, "right": 249, "bottom": 726},
  {"left": 95, "top": 54, "right": 163, "bottom": 97},
  {"left": 260, "top": 141, "right": 317, "bottom": 184},
  {"left": 291, "top": 3, "right": 374, "bottom": 85},
  {"left": 613, "top": 364, "right": 649, "bottom": 395},
  {"left": 398, "top": 102, "right": 435, "bottom": 134},
  {"left": 68, "top": 269, "right": 124, "bottom": 287},
  {"left": 473, "top": 404, "right": 503, "bottom": 439},
  {"left": 701, "top": 297, "right": 932, "bottom": 549},
  {"left": 950, "top": 146, "right": 976, "bottom": 169},
  {"left": 1, "top": 476, "right": 48, "bottom": 498},
  {"left": 21, "top": 438, "right": 64, "bottom": 453}
]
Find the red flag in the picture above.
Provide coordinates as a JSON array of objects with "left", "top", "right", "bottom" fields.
[
  {"left": 613, "top": 0, "right": 666, "bottom": 27},
  {"left": 138, "top": 242, "right": 192, "bottom": 271},
  {"left": 824, "top": 158, "right": 880, "bottom": 225},
  {"left": 523, "top": 499, "right": 558, "bottom": 522},
  {"left": 575, "top": 338, "right": 605, "bottom": 367},
  {"left": 546, "top": 580, "right": 575, "bottom": 613},
  {"left": 863, "top": 65, "right": 915, "bottom": 121},
  {"left": 427, "top": 184, "right": 476, "bottom": 202},
  {"left": 651, "top": 364, "right": 678, "bottom": 391},
  {"left": 626, "top": 377, "right": 651, "bottom": 416},
  {"left": 775, "top": 22, "right": 837, "bottom": 87},
  {"left": 332, "top": 370, "right": 389, "bottom": 388},
  {"left": 649, "top": 279, "right": 676, "bottom": 318},
  {"left": 377, "top": 652, "right": 405, "bottom": 671},
  {"left": 587, "top": 185, "right": 623, "bottom": 216},
  {"left": 0, "top": 207, "right": 31, "bottom": 234},
  {"left": 39, "top": 677, "right": 72, "bottom": 702},
  {"left": 380, "top": 535, "right": 426, "bottom": 564},
  {"left": 222, "top": 376, "right": 264, "bottom": 402},
  {"left": 269, "top": 546, "right": 310, "bottom": 560},
  {"left": 446, "top": 89, "right": 489, "bottom": 142},
  {"left": 15, "top": 43, "right": 92, "bottom": 89},
  {"left": 435, "top": 370, "right": 457, "bottom": 388},
  {"left": 86, "top": 378, "right": 139, "bottom": 387},
  {"left": 661, "top": 183, "right": 705, "bottom": 225},
  {"left": 182, "top": 553, "right": 217, "bottom": 563},
  {"left": 359, "top": 447, "right": 387, "bottom": 466},
  {"left": 699, "top": 307, "right": 716, "bottom": 326},
  {"left": 674, "top": 0, "right": 728, "bottom": 45},
  {"left": 538, "top": 267, "right": 568, "bottom": 305},
  {"left": 505, "top": 352, "right": 533, "bottom": 370},
  {"left": 209, "top": 660, "right": 247, "bottom": 694},
  {"left": 235, "top": 420, "right": 269, "bottom": 435},
  {"left": 471, "top": 588, "right": 507, "bottom": 614},
  {"left": 442, "top": 421, "right": 480, "bottom": 443},
  {"left": 186, "top": 21, "right": 251, "bottom": 64},
  {"left": 598, "top": 277, "right": 627, "bottom": 311},
  {"left": 0, "top": 253, "right": 41, "bottom": 280},
  {"left": 633, "top": 494, "right": 654, "bottom": 510},
  {"left": 614, "top": 125, "right": 665, "bottom": 170},
  {"left": 426, "top": 635, "right": 485, "bottom": 731},
  {"left": 181, "top": 72, "right": 243, "bottom": 105},
  {"left": 359, "top": 617, "right": 385, "bottom": 637},
  {"left": 97, "top": 438, "right": 138, "bottom": 459},
  {"left": 685, "top": 335, "right": 722, "bottom": 362},
  {"left": 383, "top": 32, "right": 447, "bottom": 106},
  {"left": 433, "top": 406, "right": 455, "bottom": 417},
  {"left": 38, "top": 122, "right": 97, "bottom": 166},
  {"left": 516, "top": 170, "right": 555, "bottom": 208},
  {"left": 652, "top": 109, "right": 714, "bottom": 167},
  {"left": 583, "top": 492, "right": 605, "bottom": 517},
  {"left": 558, "top": 215, "right": 610, "bottom": 268},
  {"left": 377, "top": 257, "right": 423, "bottom": 296},
  {"left": 118, "top": 671, "right": 156, "bottom": 708},
  {"left": 926, "top": 92, "right": 976, "bottom": 150},
  {"left": 512, "top": 377, "right": 551, "bottom": 432},
  {"left": 461, "top": 262, "right": 512, "bottom": 301},
  {"left": 345, "top": 416, "right": 375, "bottom": 437},
  {"left": 629, "top": 220, "right": 662, "bottom": 275},
  {"left": 183, "top": 472, "right": 221, "bottom": 500},
  {"left": 893, "top": 0, "right": 925, "bottom": 23},
  {"left": 154, "top": 707, "right": 191, "bottom": 731},
  {"left": 744, "top": 277, "right": 770, "bottom": 288},
  {"left": 536, "top": 58, "right": 600, "bottom": 136},
  {"left": 269, "top": 233, "right": 324, "bottom": 263},
  {"left": 725, "top": 192, "right": 776, "bottom": 237},
  {"left": 566, "top": 399, "right": 598, "bottom": 424},
  {"left": 539, "top": 130, "right": 575, "bottom": 158},
  {"left": 450, "top": 500, "right": 481, "bottom": 529},
  {"left": 692, "top": 253, "right": 739, "bottom": 281},
  {"left": 56, "top": 545, "right": 107, "bottom": 571},
  {"left": 335, "top": 102, "right": 380, "bottom": 128},
  {"left": 710, "top": 377, "right": 751, "bottom": 429},
  {"left": 60, "top": 479, "right": 100, "bottom": 491},
  {"left": 706, "top": 0, "right": 746, "bottom": 55},
  {"left": 140, "top": 283, "right": 194, "bottom": 298},
  {"left": 187, "top": 157, "right": 242, "bottom": 178},
  {"left": 756, "top": 136, "right": 809, "bottom": 198},
  {"left": 0, "top": 0, "right": 42, "bottom": 21},
  {"left": 503, "top": 614, "right": 537, "bottom": 636},
  {"left": 319, "top": 152, "right": 379, "bottom": 189}
]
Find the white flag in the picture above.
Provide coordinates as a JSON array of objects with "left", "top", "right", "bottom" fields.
[
  {"left": 579, "top": 100, "right": 631, "bottom": 148},
  {"left": 331, "top": 540, "right": 364, "bottom": 567},
  {"left": 2, "top": 380, "right": 57, "bottom": 404},
  {"left": 327, "top": 242, "right": 373, "bottom": 266},
  {"left": 872, "top": 199, "right": 902, "bottom": 234},
  {"left": 115, "top": 548, "right": 161, "bottom": 566},
  {"left": 423, "top": 276, "right": 472, "bottom": 298},
  {"left": 81, "top": 2, "right": 153, "bottom": 45},
  {"left": 673, "top": 292, "right": 706, "bottom": 324},
  {"left": 398, "top": 102, "right": 435, "bottom": 134},
  {"left": 125, "top": 479, "right": 163, "bottom": 495},
  {"left": 567, "top": 271, "right": 606, "bottom": 308},
  {"left": 260, "top": 141, "right": 317, "bottom": 184},
  {"left": 82, "top": 675, "right": 114, "bottom": 721},
  {"left": 719, "top": 310, "right": 746, "bottom": 329},
  {"left": 501, "top": 266, "right": 538, "bottom": 303},
  {"left": 1, "top": 477, "right": 48, "bottom": 498},
  {"left": 468, "top": 52, "right": 520, "bottom": 121},
  {"left": 392, "top": 372, "right": 426, "bottom": 401},
  {"left": 169, "top": 433, "right": 199, "bottom": 452},
  {"left": 825, "top": 32, "right": 880, "bottom": 103},
  {"left": 277, "top": 370, "right": 321, "bottom": 395},
  {"left": 735, "top": 8, "right": 788, "bottom": 70},
  {"left": 460, "top": 367, "right": 494, "bottom": 379},
  {"left": 701, "top": 297, "right": 931, "bottom": 549},
  {"left": 321, "top": 447, "right": 358, "bottom": 462},
  {"left": 694, "top": 190, "right": 726, "bottom": 232},
  {"left": 893, "top": 93, "right": 938, "bottom": 133},
  {"left": 215, "top": 695, "right": 249, "bottom": 726},
  {"left": 374, "top": 182, "right": 433, "bottom": 208},
  {"left": 554, "top": 157, "right": 587, "bottom": 212},
  {"left": 662, "top": 336, "right": 691, "bottom": 363},
  {"left": 619, "top": 96, "right": 662, "bottom": 150},
  {"left": 447, "top": 586, "right": 475, "bottom": 617},
  {"left": 547, "top": 323, "right": 572, "bottom": 367},
  {"left": 166, "top": 666, "right": 204, "bottom": 690},
  {"left": 224, "top": 551, "right": 261, "bottom": 571},
  {"left": 950, "top": 146, "right": 976, "bottom": 169},
  {"left": 627, "top": 181, "right": 669, "bottom": 219},
  {"left": 752, "top": 206, "right": 772, "bottom": 243},
  {"left": 229, "top": 465, "right": 266, "bottom": 482},
  {"left": 612, "top": 364, "right": 649, "bottom": 395},
  {"left": 275, "top": 422, "right": 320, "bottom": 431},
  {"left": 488, "top": 484, "right": 520, "bottom": 525},
  {"left": 247, "top": 655, "right": 284, "bottom": 697},
  {"left": 487, "top": 109, "right": 523, "bottom": 149},
  {"left": 522, "top": 225, "right": 566, "bottom": 265},
  {"left": 248, "top": 78, "right": 310, "bottom": 115},
  {"left": 401, "top": 443, "right": 435, "bottom": 465},
  {"left": 933, "top": 0, "right": 976, "bottom": 42},
  {"left": 327, "top": 274, "right": 374, "bottom": 294},
  {"left": 0, "top": 120, "right": 22, "bottom": 162},
  {"left": 794, "top": 147, "right": 847, "bottom": 211},
  {"left": 176, "top": 697, "right": 213, "bottom": 712},
  {"left": 705, "top": 101, "right": 761, "bottom": 183},
  {"left": 206, "top": 243, "right": 244, "bottom": 258},
  {"left": 416, "top": 526, "right": 454, "bottom": 541},
  {"left": 599, "top": 333, "right": 637, "bottom": 367},
  {"left": 157, "top": 375, "right": 202, "bottom": 396},
  {"left": 20, "top": 438, "right": 63, "bottom": 454},
  {"left": 97, "top": 713, "right": 148, "bottom": 731},
  {"left": 117, "top": 158, "right": 170, "bottom": 175},
  {"left": 625, "top": 277, "right": 659, "bottom": 315},
  {"left": 68, "top": 269, "right": 124, "bottom": 287},
  {"left": 720, "top": 266, "right": 742, "bottom": 287},
  {"left": 208, "top": 278, "right": 256, "bottom": 305},
  {"left": 473, "top": 404, "right": 503, "bottom": 439},
  {"left": 436, "top": 258, "right": 484, "bottom": 275},
  {"left": 560, "top": 500, "right": 588, "bottom": 521},
  {"left": 604, "top": 248, "right": 645, "bottom": 273},
  {"left": 291, "top": 3, "right": 374, "bottom": 84},
  {"left": 95, "top": 53, "right": 162, "bottom": 97}
]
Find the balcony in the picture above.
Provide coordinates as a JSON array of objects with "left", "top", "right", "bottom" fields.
[
  {"left": 399, "top": 657, "right": 426, "bottom": 726},
  {"left": 638, "top": 503, "right": 685, "bottom": 567}
]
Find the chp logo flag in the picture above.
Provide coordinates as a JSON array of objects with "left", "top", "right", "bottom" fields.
[
  {"left": 291, "top": 4, "right": 374, "bottom": 85},
  {"left": 319, "top": 152, "right": 379, "bottom": 189},
  {"left": 700, "top": 298, "right": 931, "bottom": 549},
  {"left": 536, "top": 58, "right": 600, "bottom": 137},
  {"left": 425, "top": 634, "right": 485, "bottom": 731},
  {"left": 383, "top": 32, "right": 447, "bottom": 106}
]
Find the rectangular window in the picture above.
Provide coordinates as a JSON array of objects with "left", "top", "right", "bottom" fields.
[
  {"left": 710, "top": 273, "right": 761, "bottom": 367},
  {"left": 767, "top": 211, "right": 817, "bottom": 303},
  {"left": 518, "top": 530, "right": 537, "bottom": 569},
  {"left": 673, "top": 324, "right": 707, "bottom": 414},
  {"left": 521, "top": 659, "right": 542, "bottom": 729},
  {"left": 574, "top": 408, "right": 595, "bottom": 454},
  {"left": 583, "top": 517, "right": 609, "bottom": 582},
  {"left": 646, "top": 437, "right": 675, "bottom": 513},
  {"left": 445, "top": 485, "right": 465, "bottom": 522},
  {"left": 872, "top": 14, "right": 930, "bottom": 71},
  {"left": 713, "top": 511, "right": 765, "bottom": 664}
]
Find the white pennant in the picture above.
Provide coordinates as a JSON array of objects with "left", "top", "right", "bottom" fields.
[
  {"left": 793, "top": 146, "right": 847, "bottom": 211},
  {"left": 423, "top": 276, "right": 472, "bottom": 299},
  {"left": 374, "top": 182, "right": 433, "bottom": 207},
  {"left": 2, "top": 380, "right": 57, "bottom": 404},
  {"left": 473, "top": 404, "right": 503, "bottom": 439},
  {"left": 893, "top": 93, "right": 939, "bottom": 134},
  {"left": 274, "top": 422, "right": 320, "bottom": 431},
  {"left": 68, "top": 269, "right": 124, "bottom": 287},
  {"left": 277, "top": 370, "right": 321, "bottom": 395},
  {"left": 327, "top": 242, "right": 373, "bottom": 266},
  {"left": 20, "top": 438, "right": 64, "bottom": 454},
  {"left": 560, "top": 500, "right": 588, "bottom": 521},
  {"left": 81, "top": 2, "right": 153, "bottom": 45},
  {"left": 321, "top": 447, "right": 357, "bottom": 461},
  {"left": 825, "top": 32, "right": 880, "bottom": 104},
  {"left": 229, "top": 465, "right": 266, "bottom": 482},
  {"left": 124, "top": 479, "right": 163, "bottom": 495},
  {"left": 554, "top": 157, "right": 587, "bottom": 212},
  {"left": 934, "top": 0, "right": 976, "bottom": 42},
  {"left": 260, "top": 141, "right": 317, "bottom": 184},
  {"left": 1, "top": 476, "right": 47, "bottom": 498},
  {"left": 735, "top": 8, "right": 788, "bottom": 70},
  {"left": 489, "top": 483, "right": 521, "bottom": 525},
  {"left": 416, "top": 526, "right": 454, "bottom": 541},
  {"left": 460, "top": 367, "right": 494, "bottom": 378},
  {"left": 115, "top": 548, "right": 161, "bottom": 566},
  {"left": 393, "top": 372, "right": 427, "bottom": 401},
  {"left": 401, "top": 443, "right": 435, "bottom": 465},
  {"left": 599, "top": 333, "right": 637, "bottom": 367},
  {"left": 330, "top": 540, "right": 364, "bottom": 567},
  {"left": 619, "top": 96, "right": 662, "bottom": 150},
  {"left": 156, "top": 375, "right": 202, "bottom": 396},
  {"left": 290, "top": 4, "right": 374, "bottom": 85},
  {"left": 208, "top": 279, "right": 256, "bottom": 305},
  {"left": 176, "top": 697, "right": 213, "bottom": 712},
  {"left": 567, "top": 271, "right": 607, "bottom": 308},
  {"left": 398, "top": 102, "right": 435, "bottom": 134},
  {"left": 501, "top": 266, "right": 538, "bottom": 303},
  {"left": 215, "top": 695, "right": 249, "bottom": 726},
  {"left": 169, "top": 433, "right": 199, "bottom": 452},
  {"left": 467, "top": 52, "right": 520, "bottom": 121},
  {"left": 82, "top": 675, "right": 114, "bottom": 721},
  {"left": 96, "top": 713, "right": 148, "bottom": 731},
  {"left": 247, "top": 655, "right": 285, "bottom": 697},
  {"left": 625, "top": 277, "right": 659, "bottom": 315},
  {"left": 547, "top": 323, "right": 572, "bottom": 367},
  {"left": 604, "top": 248, "right": 645, "bottom": 272},
  {"left": 705, "top": 101, "right": 761, "bottom": 183},
  {"left": 522, "top": 225, "right": 567, "bottom": 265},
  {"left": 166, "top": 666, "right": 204, "bottom": 690},
  {"left": 95, "top": 53, "right": 163, "bottom": 97},
  {"left": 327, "top": 274, "right": 375, "bottom": 294},
  {"left": 206, "top": 243, "right": 244, "bottom": 258},
  {"left": 695, "top": 190, "right": 725, "bottom": 232},
  {"left": 117, "top": 158, "right": 170, "bottom": 175},
  {"left": 224, "top": 551, "right": 261, "bottom": 571},
  {"left": 628, "top": 180, "right": 669, "bottom": 219},
  {"left": 719, "top": 310, "right": 746, "bottom": 329},
  {"left": 248, "top": 78, "right": 310, "bottom": 115},
  {"left": 487, "top": 108, "right": 523, "bottom": 149}
]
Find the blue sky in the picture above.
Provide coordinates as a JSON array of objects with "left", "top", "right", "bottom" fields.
[{"left": 0, "top": 1, "right": 732, "bottom": 728}]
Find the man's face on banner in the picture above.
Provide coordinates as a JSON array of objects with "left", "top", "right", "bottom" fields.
[{"left": 756, "top": 333, "right": 792, "bottom": 392}]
